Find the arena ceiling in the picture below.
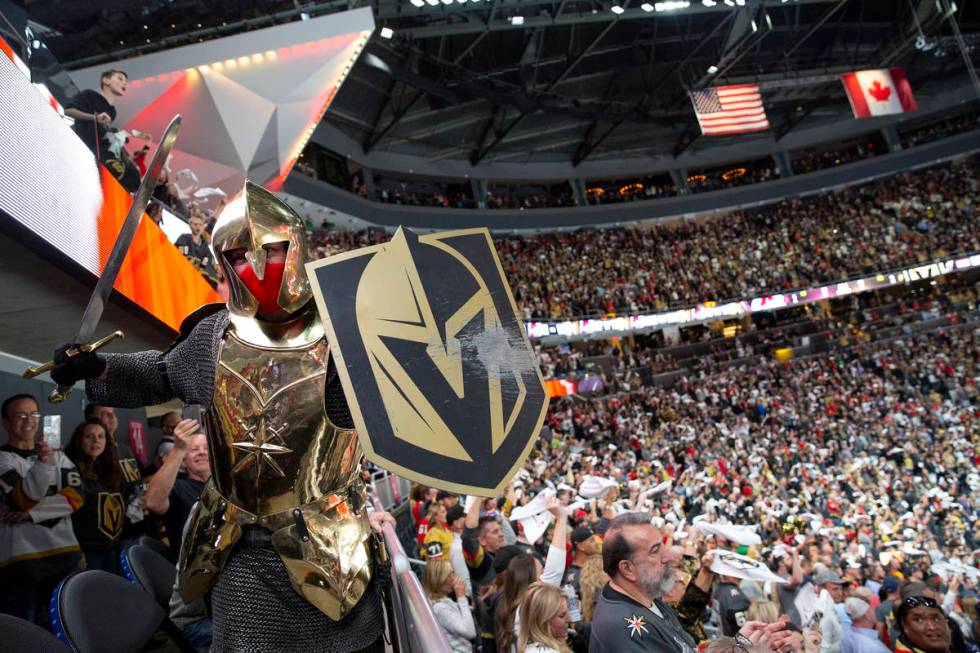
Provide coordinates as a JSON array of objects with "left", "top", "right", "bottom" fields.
[{"left": 23, "top": 0, "right": 980, "bottom": 165}]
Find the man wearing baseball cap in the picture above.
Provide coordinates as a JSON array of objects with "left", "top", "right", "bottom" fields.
[
  {"left": 814, "top": 569, "right": 853, "bottom": 630},
  {"left": 565, "top": 526, "right": 597, "bottom": 596}
]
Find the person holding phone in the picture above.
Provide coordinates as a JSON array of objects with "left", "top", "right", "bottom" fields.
[
  {"left": 143, "top": 416, "right": 210, "bottom": 560},
  {"left": 0, "top": 393, "right": 84, "bottom": 626}
]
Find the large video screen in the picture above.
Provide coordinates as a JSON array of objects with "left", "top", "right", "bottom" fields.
[{"left": 0, "top": 39, "right": 221, "bottom": 332}]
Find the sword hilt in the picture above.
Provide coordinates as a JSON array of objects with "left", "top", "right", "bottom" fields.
[
  {"left": 48, "top": 385, "right": 76, "bottom": 404},
  {"left": 22, "top": 331, "right": 125, "bottom": 403}
]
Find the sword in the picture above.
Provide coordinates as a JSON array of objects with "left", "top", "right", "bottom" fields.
[{"left": 23, "top": 115, "right": 182, "bottom": 403}]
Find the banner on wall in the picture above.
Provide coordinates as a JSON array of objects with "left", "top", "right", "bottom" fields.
[
  {"left": 526, "top": 255, "right": 980, "bottom": 342},
  {"left": 128, "top": 420, "right": 148, "bottom": 468}
]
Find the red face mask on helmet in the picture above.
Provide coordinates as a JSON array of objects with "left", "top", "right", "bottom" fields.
[{"left": 235, "top": 262, "right": 286, "bottom": 315}]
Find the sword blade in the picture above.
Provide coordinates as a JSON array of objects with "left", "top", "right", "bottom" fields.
[{"left": 74, "top": 115, "right": 181, "bottom": 344}]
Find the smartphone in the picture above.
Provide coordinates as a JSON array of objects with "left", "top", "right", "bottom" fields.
[
  {"left": 42, "top": 415, "right": 61, "bottom": 449},
  {"left": 181, "top": 404, "right": 204, "bottom": 423}
]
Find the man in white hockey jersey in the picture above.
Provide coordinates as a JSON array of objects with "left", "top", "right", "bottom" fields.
[{"left": 0, "top": 394, "right": 84, "bottom": 626}]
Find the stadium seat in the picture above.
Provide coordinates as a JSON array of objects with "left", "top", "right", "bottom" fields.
[
  {"left": 0, "top": 613, "right": 69, "bottom": 652},
  {"left": 121, "top": 544, "right": 177, "bottom": 610},
  {"left": 49, "top": 570, "right": 164, "bottom": 653},
  {"left": 138, "top": 534, "right": 175, "bottom": 562}
]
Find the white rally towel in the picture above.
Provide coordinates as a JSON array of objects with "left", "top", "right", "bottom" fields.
[
  {"left": 578, "top": 475, "right": 619, "bottom": 499},
  {"left": 695, "top": 521, "right": 763, "bottom": 546},
  {"left": 649, "top": 479, "right": 673, "bottom": 495},
  {"left": 709, "top": 549, "right": 787, "bottom": 584},
  {"left": 510, "top": 488, "right": 556, "bottom": 545}
]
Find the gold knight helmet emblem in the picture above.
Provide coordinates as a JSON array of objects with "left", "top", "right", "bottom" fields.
[{"left": 306, "top": 227, "right": 548, "bottom": 495}]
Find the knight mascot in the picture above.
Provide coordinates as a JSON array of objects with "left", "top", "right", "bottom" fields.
[{"left": 52, "top": 182, "right": 387, "bottom": 652}]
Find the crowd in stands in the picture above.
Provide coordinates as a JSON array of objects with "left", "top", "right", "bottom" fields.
[
  {"left": 378, "top": 185, "right": 475, "bottom": 208},
  {"left": 901, "top": 112, "right": 980, "bottom": 149},
  {"left": 0, "top": 400, "right": 213, "bottom": 649},
  {"left": 686, "top": 163, "right": 778, "bottom": 194},
  {"left": 496, "top": 156, "right": 980, "bottom": 318},
  {"left": 3, "top": 271, "right": 977, "bottom": 651},
  {"left": 295, "top": 153, "right": 980, "bottom": 323},
  {"left": 536, "top": 278, "right": 979, "bottom": 386},
  {"left": 586, "top": 178, "right": 677, "bottom": 205},
  {"left": 486, "top": 189, "right": 578, "bottom": 210},
  {"left": 792, "top": 142, "right": 883, "bottom": 175},
  {"left": 400, "top": 290, "right": 979, "bottom": 652},
  {"left": 16, "top": 68, "right": 976, "bottom": 652}
]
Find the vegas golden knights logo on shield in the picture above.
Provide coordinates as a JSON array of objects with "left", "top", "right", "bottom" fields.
[
  {"left": 98, "top": 492, "right": 124, "bottom": 539},
  {"left": 306, "top": 227, "right": 548, "bottom": 495}
]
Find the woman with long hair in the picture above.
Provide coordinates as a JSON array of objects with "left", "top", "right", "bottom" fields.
[
  {"left": 496, "top": 554, "right": 543, "bottom": 653},
  {"left": 517, "top": 582, "right": 572, "bottom": 653},
  {"left": 421, "top": 559, "right": 476, "bottom": 653},
  {"left": 64, "top": 418, "right": 130, "bottom": 573},
  {"left": 578, "top": 554, "right": 608, "bottom": 622},
  {"left": 409, "top": 483, "right": 429, "bottom": 527},
  {"left": 423, "top": 502, "right": 453, "bottom": 561}
]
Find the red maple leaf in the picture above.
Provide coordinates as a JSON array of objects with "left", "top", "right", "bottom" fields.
[{"left": 867, "top": 79, "right": 891, "bottom": 102}]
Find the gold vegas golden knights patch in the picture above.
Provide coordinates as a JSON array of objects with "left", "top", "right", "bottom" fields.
[
  {"left": 306, "top": 227, "right": 548, "bottom": 495},
  {"left": 98, "top": 492, "right": 125, "bottom": 539}
]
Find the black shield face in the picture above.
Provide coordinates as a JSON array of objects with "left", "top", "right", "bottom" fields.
[{"left": 306, "top": 227, "right": 547, "bottom": 495}]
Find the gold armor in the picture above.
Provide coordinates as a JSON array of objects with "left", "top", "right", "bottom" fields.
[
  {"left": 210, "top": 180, "right": 313, "bottom": 318},
  {"left": 177, "top": 183, "right": 374, "bottom": 621}
]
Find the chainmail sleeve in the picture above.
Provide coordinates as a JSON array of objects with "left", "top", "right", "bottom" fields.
[
  {"left": 86, "top": 310, "right": 228, "bottom": 408},
  {"left": 87, "top": 350, "right": 171, "bottom": 407}
]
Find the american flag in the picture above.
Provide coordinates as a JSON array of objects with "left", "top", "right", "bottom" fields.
[{"left": 690, "top": 84, "right": 769, "bottom": 136}]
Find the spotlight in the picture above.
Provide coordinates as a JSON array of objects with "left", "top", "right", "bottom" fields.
[
  {"left": 411, "top": 0, "right": 424, "bottom": 5},
  {"left": 641, "top": 2, "right": 654, "bottom": 9},
  {"left": 510, "top": 15, "right": 524, "bottom": 24},
  {"left": 611, "top": 5, "right": 625, "bottom": 14},
  {"left": 702, "top": 0, "right": 717, "bottom": 5},
  {"left": 300, "top": 12, "right": 310, "bottom": 20},
  {"left": 707, "top": 65, "right": 719, "bottom": 74},
  {"left": 380, "top": 27, "right": 394, "bottom": 39},
  {"left": 655, "top": 1, "right": 690, "bottom": 10}
]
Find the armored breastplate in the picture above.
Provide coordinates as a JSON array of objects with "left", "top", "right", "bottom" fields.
[
  {"left": 207, "top": 327, "right": 361, "bottom": 519},
  {"left": 179, "top": 313, "right": 374, "bottom": 621}
]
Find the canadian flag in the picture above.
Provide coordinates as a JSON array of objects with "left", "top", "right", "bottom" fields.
[{"left": 841, "top": 68, "right": 917, "bottom": 119}]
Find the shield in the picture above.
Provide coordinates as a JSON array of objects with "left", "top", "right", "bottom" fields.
[{"left": 306, "top": 227, "right": 547, "bottom": 495}]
